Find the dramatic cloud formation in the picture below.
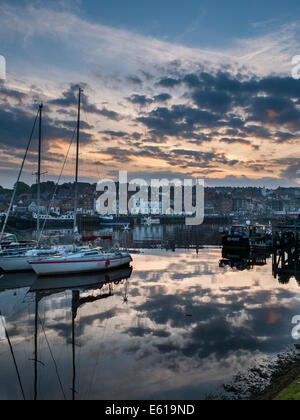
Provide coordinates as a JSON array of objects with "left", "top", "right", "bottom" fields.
[{"left": 0, "top": 2, "right": 299, "bottom": 187}]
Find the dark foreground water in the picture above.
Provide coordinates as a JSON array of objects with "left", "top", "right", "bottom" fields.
[{"left": 0, "top": 247, "right": 299, "bottom": 400}]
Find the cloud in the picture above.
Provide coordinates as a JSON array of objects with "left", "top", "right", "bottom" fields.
[
  {"left": 100, "top": 130, "right": 129, "bottom": 138},
  {"left": 153, "top": 93, "right": 172, "bottom": 103},
  {"left": 126, "top": 93, "right": 172, "bottom": 107},
  {"left": 137, "top": 105, "right": 221, "bottom": 138},
  {"left": 126, "top": 94, "right": 153, "bottom": 107},
  {"left": 0, "top": 80, "right": 28, "bottom": 103},
  {"left": 247, "top": 95, "right": 300, "bottom": 129},
  {"left": 132, "top": 273, "right": 298, "bottom": 362},
  {"left": 220, "top": 138, "right": 252, "bottom": 146},
  {"left": 281, "top": 162, "right": 300, "bottom": 181},
  {"left": 0, "top": 98, "right": 93, "bottom": 166},
  {"left": 0, "top": 3, "right": 299, "bottom": 187},
  {"left": 96, "top": 107, "right": 123, "bottom": 121},
  {"left": 157, "top": 78, "right": 182, "bottom": 88},
  {"left": 273, "top": 131, "right": 296, "bottom": 144},
  {"left": 126, "top": 75, "right": 143, "bottom": 86},
  {"left": 50, "top": 84, "right": 123, "bottom": 120},
  {"left": 191, "top": 89, "right": 233, "bottom": 113},
  {"left": 1, "top": 3, "right": 299, "bottom": 80}
]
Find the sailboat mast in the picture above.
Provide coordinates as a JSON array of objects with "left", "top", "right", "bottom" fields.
[
  {"left": 0, "top": 109, "right": 39, "bottom": 240},
  {"left": 0, "top": 311, "right": 26, "bottom": 400},
  {"left": 37, "top": 103, "right": 43, "bottom": 242},
  {"left": 73, "top": 88, "right": 83, "bottom": 244}
]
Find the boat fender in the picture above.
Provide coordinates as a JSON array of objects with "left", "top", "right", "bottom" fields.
[{"left": 105, "top": 259, "right": 111, "bottom": 268}]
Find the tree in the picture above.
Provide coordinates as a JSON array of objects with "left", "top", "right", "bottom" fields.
[{"left": 15, "top": 182, "right": 30, "bottom": 195}]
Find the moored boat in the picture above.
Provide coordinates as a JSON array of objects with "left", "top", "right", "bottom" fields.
[
  {"left": 0, "top": 233, "right": 35, "bottom": 251},
  {"left": 0, "top": 246, "right": 74, "bottom": 272},
  {"left": 30, "top": 88, "right": 132, "bottom": 277},
  {"left": 222, "top": 223, "right": 272, "bottom": 250},
  {"left": 29, "top": 248, "right": 132, "bottom": 276},
  {"left": 222, "top": 224, "right": 251, "bottom": 249},
  {"left": 16, "top": 213, "right": 74, "bottom": 229},
  {"left": 0, "top": 104, "right": 74, "bottom": 272}
]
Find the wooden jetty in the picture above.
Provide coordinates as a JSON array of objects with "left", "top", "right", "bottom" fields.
[{"left": 272, "top": 224, "right": 300, "bottom": 284}]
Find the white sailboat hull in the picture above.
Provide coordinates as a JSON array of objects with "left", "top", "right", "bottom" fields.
[
  {"left": 0, "top": 248, "right": 69, "bottom": 273},
  {"left": 29, "top": 253, "right": 132, "bottom": 276},
  {"left": 0, "top": 255, "right": 32, "bottom": 272}
]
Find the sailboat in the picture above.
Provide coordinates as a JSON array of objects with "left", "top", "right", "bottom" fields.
[
  {"left": 0, "top": 233, "right": 35, "bottom": 251},
  {"left": 0, "top": 104, "right": 65, "bottom": 273},
  {"left": 29, "top": 88, "right": 132, "bottom": 277}
]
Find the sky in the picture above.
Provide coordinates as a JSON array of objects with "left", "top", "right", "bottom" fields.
[{"left": 0, "top": 0, "right": 300, "bottom": 188}]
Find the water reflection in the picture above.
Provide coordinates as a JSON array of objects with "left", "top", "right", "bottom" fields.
[
  {"left": 0, "top": 249, "right": 299, "bottom": 400},
  {"left": 272, "top": 240, "right": 300, "bottom": 286},
  {"left": 17, "top": 224, "right": 224, "bottom": 249},
  {"left": 28, "top": 267, "right": 132, "bottom": 401},
  {"left": 220, "top": 248, "right": 269, "bottom": 271},
  {"left": 0, "top": 272, "right": 36, "bottom": 293}
]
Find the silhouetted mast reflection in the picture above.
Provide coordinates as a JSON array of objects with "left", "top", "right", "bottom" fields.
[
  {"left": 34, "top": 296, "right": 38, "bottom": 401},
  {"left": 29, "top": 266, "right": 132, "bottom": 400},
  {"left": 0, "top": 310, "right": 26, "bottom": 400},
  {"left": 71, "top": 291, "right": 78, "bottom": 401},
  {"left": 70, "top": 282, "right": 115, "bottom": 399}
]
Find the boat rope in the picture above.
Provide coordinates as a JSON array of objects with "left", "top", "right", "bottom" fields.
[
  {"left": 1, "top": 109, "right": 39, "bottom": 241},
  {"left": 37, "top": 126, "right": 76, "bottom": 246},
  {"left": 38, "top": 314, "right": 67, "bottom": 400},
  {"left": 0, "top": 311, "right": 26, "bottom": 400}
]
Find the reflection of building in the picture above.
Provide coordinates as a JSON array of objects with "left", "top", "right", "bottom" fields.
[{"left": 133, "top": 226, "right": 163, "bottom": 242}]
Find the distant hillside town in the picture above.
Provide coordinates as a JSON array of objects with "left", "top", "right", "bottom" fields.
[{"left": 0, "top": 182, "right": 300, "bottom": 220}]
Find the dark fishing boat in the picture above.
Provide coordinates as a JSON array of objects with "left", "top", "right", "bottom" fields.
[
  {"left": 222, "top": 223, "right": 272, "bottom": 251},
  {"left": 16, "top": 213, "right": 74, "bottom": 229}
]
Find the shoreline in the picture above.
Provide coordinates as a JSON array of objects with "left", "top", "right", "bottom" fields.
[
  {"left": 219, "top": 349, "right": 300, "bottom": 400},
  {"left": 253, "top": 359, "right": 300, "bottom": 400}
]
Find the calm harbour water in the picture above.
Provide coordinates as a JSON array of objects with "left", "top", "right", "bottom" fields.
[{"left": 0, "top": 244, "right": 300, "bottom": 400}]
